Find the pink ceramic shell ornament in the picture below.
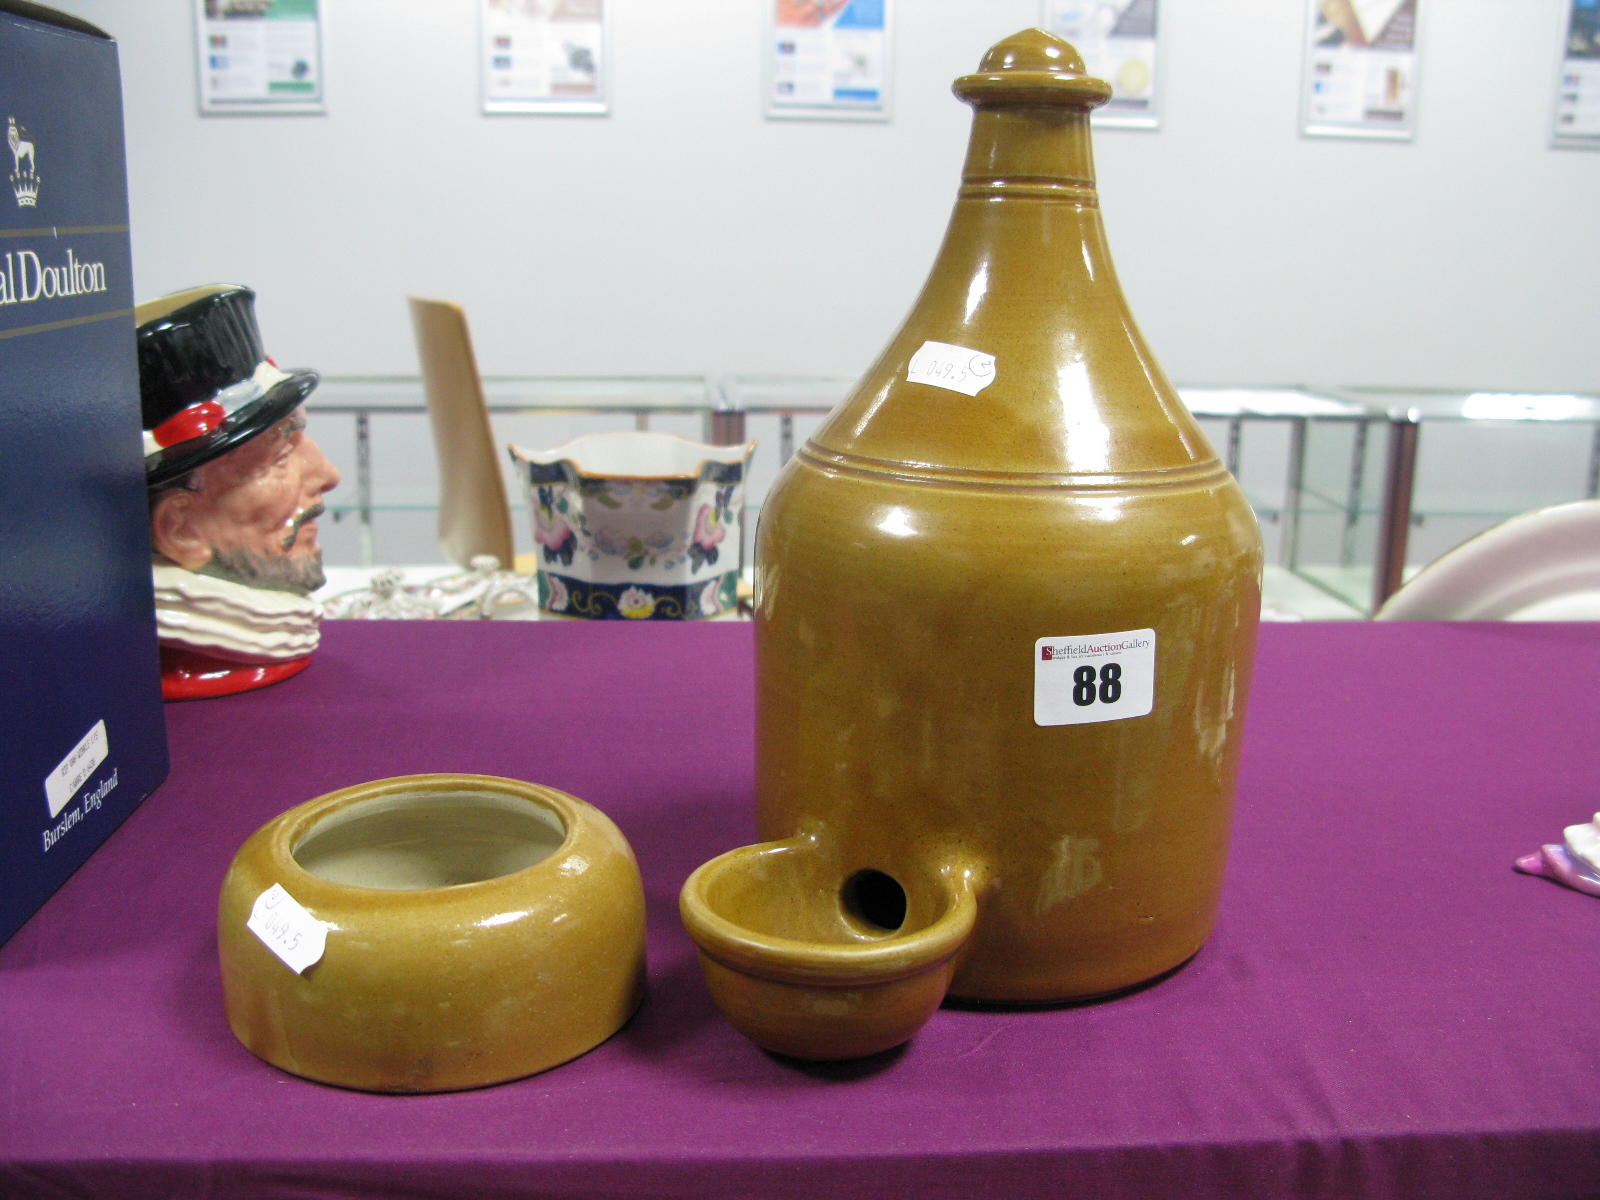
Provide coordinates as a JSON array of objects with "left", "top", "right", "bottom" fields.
[{"left": 1516, "top": 812, "right": 1600, "bottom": 898}]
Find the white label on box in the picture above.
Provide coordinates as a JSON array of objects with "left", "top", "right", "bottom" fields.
[
  {"left": 907, "top": 340, "right": 997, "bottom": 397},
  {"left": 44, "top": 720, "right": 108, "bottom": 819},
  {"left": 1034, "top": 629, "right": 1156, "bottom": 726},
  {"left": 247, "top": 883, "right": 329, "bottom": 974}
]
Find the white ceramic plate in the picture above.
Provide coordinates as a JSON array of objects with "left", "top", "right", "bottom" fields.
[{"left": 1376, "top": 499, "right": 1600, "bottom": 620}]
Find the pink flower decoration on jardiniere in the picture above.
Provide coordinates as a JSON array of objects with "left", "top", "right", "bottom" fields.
[
  {"left": 535, "top": 510, "right": 568, "bottom": 545},
  {"left": 693, "top": 504, "right": 726, "bottom": 550},
  {"left": 546, "top": 574, "right": 569, "bottom": 613}
]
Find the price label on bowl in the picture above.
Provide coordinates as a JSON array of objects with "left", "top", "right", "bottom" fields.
[
  {"left": 907, "top": 340, "right": 997, "bottom": 397},
  {"left": 247, "top": 883, "right": 329, "bottom": 974}
]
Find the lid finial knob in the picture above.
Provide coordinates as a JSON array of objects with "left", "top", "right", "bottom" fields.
[{"left": 954, "top": 27, "right": 1111, "bottom": 110}]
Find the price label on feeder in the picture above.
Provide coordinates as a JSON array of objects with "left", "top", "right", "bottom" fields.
[
  {"left": 246, "top": 883, "right": 329, "bottom": 974},
  {"left": 1034, "top": 629, "right": 1156, "bottom": 726},
  {"left": 906, "top": 340, "right": 997, "bottom": 397}
]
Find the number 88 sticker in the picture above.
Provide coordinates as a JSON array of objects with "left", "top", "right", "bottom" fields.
[
  {"left": 1072, "top": 662, "right": 1122, "bottom": 706},
  {"left": 1034, "top": 630, "right": 1155, "bottom": 727}
]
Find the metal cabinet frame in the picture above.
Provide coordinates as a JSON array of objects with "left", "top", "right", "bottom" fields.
[{"left": 309, "top": 377, "right": 1600, "bottom": 617}]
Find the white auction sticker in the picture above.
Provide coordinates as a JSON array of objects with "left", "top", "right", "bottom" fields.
[
  {"left": 906, "top": 340, "right": 997, "bottom": 397},
  {"left": 44, "top": 720, "right": 108, "bottom": 819},
  {"left": 1034, "top": 629, "right": 1156, "bottom": 726},
  {"left": 246, "top": 883, "right": 329, "bottom": 974}
]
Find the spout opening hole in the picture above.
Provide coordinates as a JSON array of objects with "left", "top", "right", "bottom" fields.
[{"left": 841, "top": 870, "right": 907, "bottom": 933}]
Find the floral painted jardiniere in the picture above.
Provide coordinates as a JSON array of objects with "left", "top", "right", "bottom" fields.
[{"left": 509, "top": 431, "right": 755, "bottom": 620}]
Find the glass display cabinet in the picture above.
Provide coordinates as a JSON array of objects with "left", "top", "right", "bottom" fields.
[
  {"left": 716, "top": 379, "right": 1381, "bottom": 616},
  {"left": 306, "top": 377, "right": 1600, "bottom": 620},
  {"left": 306, "top": 376, "right": 718, "bottom": 565},
  {"left": 1174, "top": 388, "right": 1373, "bottom": 586},
  {"left": 1303, "top": 389, "right": 1600, "bottom": 615},
  {"left": 718, "top": 381, "right": 1600, "bottom": 618}
]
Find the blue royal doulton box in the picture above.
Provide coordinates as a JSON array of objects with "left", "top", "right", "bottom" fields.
[{"left": 0, "top": 1, "right": 168, "bottom": 948}]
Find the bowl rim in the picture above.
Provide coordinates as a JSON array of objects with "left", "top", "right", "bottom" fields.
[
  {"left": 509, "top": 430, "right": 757, "bottom": 483},
  {"left": 264, "top": 772, "right": 588, "bottom": 901},
  {"left": 679, "top": 838, "right": 979, "bottom": 988}
]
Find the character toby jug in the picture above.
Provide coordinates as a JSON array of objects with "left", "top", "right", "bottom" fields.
[{"left": 138, "top": 285, "right": 340, "bottom": 700}]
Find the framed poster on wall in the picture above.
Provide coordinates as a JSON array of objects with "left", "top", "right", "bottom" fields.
[
  {"left": 195, "top": 0, "right": 323, "bottom": 116},
  {"left": 1041, "top": 0, "right": 1159, "bottom": 130},
  {"left": 1300, "top": 0, "right": 1420, "bottom": 140},
  {"left": 1553, "top": 0, "right": 1600, "bottom": 147},
  {"left": 481, "top": 0, "right": 607, "bottom": 115},
  {"left": 766, "top": 0, "right": 892, "bottom": 122}
]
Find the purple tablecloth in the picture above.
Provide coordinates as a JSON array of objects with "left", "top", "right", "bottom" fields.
[{"left": 3, "top": 622, "right": 1599, "bottom": 1199}]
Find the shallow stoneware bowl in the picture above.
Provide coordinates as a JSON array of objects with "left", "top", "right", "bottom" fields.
[
  {"left": 217, "top": 773, "right": 646, "bottom": 1093},
  {"left": 508, "top": 430, "right": 756, "bottom": 620},
  {"left": 680, "top": 836, "right": 977, "bottom": 1060}
]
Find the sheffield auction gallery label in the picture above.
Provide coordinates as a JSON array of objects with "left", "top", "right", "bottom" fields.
[
  {"left": 247, "top": 883, "right": 329, "bottom": 974},
  {"left": 1034, "top": 629, "right": 1156, "bottom": 726}
]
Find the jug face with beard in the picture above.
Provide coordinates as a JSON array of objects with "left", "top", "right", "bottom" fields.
[
  {"left": 137, "top": 284, "right": 342, "bottom": 698},
  {"left": 148, "top": 406, "right": 339, "bottom": 596},
  {"left": 136, "top": 284, "right": 337, "bottom": 597}
]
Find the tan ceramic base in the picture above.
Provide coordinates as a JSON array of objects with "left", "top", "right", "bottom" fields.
[{"left": 218, "top": 773, "right": 646, "bottom": 1092}]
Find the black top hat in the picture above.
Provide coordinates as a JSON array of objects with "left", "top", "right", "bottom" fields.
[{"left": 139, "top": 284, "right": 319, "bottom": 490}]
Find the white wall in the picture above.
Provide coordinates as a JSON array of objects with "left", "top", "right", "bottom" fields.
[
  {"left": 46, "top": 0, "right": 1600, "bottom": 391},
  {"left": 40, "top": 0, "right": 1600, "bottom": 576}
]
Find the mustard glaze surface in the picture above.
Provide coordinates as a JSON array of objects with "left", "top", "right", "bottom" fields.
[{"left": 753, "top": 29, "right": 1263, "bottom": 1003}]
